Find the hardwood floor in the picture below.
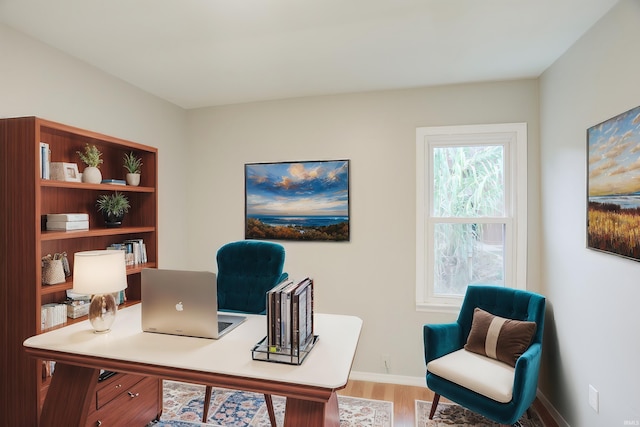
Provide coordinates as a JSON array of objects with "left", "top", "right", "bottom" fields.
[
  {"left": 337, "top": 379, "right": 559, "bottom": 427},
  {"left": 337, "top": 380, "right": 435, "bottom": 427}
]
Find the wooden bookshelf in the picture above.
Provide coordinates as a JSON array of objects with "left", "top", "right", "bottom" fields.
[{"left": 0, "top": 116, "right": 161, "bottom": 426}]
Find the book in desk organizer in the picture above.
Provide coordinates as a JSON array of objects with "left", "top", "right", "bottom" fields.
[{"left": 266, "top": 278, "right": 314, "bottom": 353}]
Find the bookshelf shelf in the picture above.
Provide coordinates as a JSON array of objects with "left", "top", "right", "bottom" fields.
[
  {"left": 41, "top": 179, "right": 155, "bottom": 193},
  {"left": 0, "top": 116, "right": 160, "bottom": 425},
  {"left": 40, "top": 262, "right": 157, "bottom": 296},
  {"left": 41, "top": 226, "right": 156, "bottom": 241}
]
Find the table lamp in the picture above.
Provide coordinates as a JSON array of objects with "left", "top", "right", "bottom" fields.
[{"left": 72, "top": 250, "right": 128, "bottom": 333}]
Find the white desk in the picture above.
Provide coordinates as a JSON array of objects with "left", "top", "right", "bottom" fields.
[{"left": 24, "top": 304, "right": 363, "bottom": 427}]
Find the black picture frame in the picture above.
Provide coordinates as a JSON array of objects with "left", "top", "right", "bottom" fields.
[{"left": 245, "top": 160, "right": 350, "bottom": 241}]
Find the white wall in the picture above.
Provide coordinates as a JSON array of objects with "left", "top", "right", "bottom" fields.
[
  {"left": 185, "top": 81, "right": 541, "bottom": 379},
  {"left": 539, "top": 1, "right": 640, "bottom": 425},
  {"left": 0, "top": 24, "right": 189, "bottom": 269}
]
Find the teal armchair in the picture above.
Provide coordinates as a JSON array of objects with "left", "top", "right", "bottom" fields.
[
  {"left": 203, "top": 240, "right": 288, "bottom": 425},
  {"left": 423, "top": 285, "right": 546, "bottom": 426}
]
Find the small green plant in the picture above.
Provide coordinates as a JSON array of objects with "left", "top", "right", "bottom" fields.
[
  {"left": 96, "top": 192, "right": 130, "bottom": 217},
  {"left": 123, "top": 152, "right": 143, "bottom": 174},
  {"left": 77, "top": 144, "right": 103, "bottom": 168}
]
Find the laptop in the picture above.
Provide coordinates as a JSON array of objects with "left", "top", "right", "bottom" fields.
[{"left": 141, "top": 268, "right": 246, "bottom": 339}]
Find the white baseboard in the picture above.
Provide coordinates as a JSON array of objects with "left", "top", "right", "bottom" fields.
[
  {"left": 536, "top": 389, "right": 570, "bottom": 427},
  {"left": 349, "top": 371, "right": 569, "bottom": 427},
  {"left": 349, "top": 370, "right": 426, "bottom": 387}
]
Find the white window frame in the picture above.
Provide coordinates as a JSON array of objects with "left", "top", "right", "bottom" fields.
[{"left": 416, "top": 123, "right": 527, "bottom": 313}]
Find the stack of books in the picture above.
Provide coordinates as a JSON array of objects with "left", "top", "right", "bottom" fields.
[
  {"left": 266, "top": 278, "right": 314, "bottom": 355},
  {"left": 101, "top": 179, "right": 126, "bottom": 186},
  {"left": 46, "top": 213, "right": 89, "bottom": 231},
  {"left": 41, "top": 303, "right": 67, "bottom": 329},
  {"left": 107, "top": 238, "right": 148, "bottom": 266}
]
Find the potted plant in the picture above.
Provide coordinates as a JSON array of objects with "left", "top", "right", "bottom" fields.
[
  {"left": 77, "top": 143, "right": 103, "bottom": 184},
  {"left": 123, "top": 152, "right": 143, "bottom": 186},
  {"left": 96, "top": 192, "right": 130, "bottom": 227}
]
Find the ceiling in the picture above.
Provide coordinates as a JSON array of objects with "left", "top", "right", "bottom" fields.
[{"left": 0, "top": 0, "right": 619, "bottom": 109}]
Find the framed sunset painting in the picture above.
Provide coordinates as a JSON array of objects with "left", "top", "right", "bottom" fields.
[
  {"left": 245, "top": 160, "right": 350, "bottom": 241},
  {"left": 587, "top": 104, "right": 640, "bottom": 260}
]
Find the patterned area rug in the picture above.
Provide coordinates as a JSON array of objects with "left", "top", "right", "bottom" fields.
[
  {"left": 415, "top": 400, "right": 544, "bottom": 427},
  {"left": 150, "top": 380, "right": 393, "bottom": 427}
]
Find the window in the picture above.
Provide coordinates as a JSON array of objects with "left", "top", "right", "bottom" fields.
[{"left": 416, "top": 123, "right": 527, "bottom": 312}]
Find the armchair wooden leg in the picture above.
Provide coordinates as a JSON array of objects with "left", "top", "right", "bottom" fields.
[
  {"left": 202, "top": 385, "right": 213, "bottom": 423},
  {"left": 429, "top": 393, "right": 441, "bottom": 419}
]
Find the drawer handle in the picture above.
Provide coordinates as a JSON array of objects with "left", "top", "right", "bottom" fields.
[
  {"left": 115, "top": 384, "right": 122, "bottom": 389},
  {"left": 96, "top": 421, "right": 102, "bottom": 426},
  {"left": 127, "top": 391, "right": 139, "bottom": 398}
]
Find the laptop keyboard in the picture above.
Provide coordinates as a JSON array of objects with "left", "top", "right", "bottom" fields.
[{"left": 218, "top": 321, "right": 233, "bottom": 333}]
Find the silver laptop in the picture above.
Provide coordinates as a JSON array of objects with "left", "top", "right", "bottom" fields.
[{"left": 141, "top": 268, "right": 246, "bottom": 339}]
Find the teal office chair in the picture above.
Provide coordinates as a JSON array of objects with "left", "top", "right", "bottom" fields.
[
  {"left": 423, "top": 285, "right": 546, "bottom": 426},
  {"left": 202, "top": 240, "right": 288, "bottom": 425}
]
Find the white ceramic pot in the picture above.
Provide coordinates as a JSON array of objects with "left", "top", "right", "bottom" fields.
[
  {"left": 126, "top": 173, "right": 141, "bottom": 186},
  {"left": 82, "top": 166, "right": 102, "bottom": 184}
]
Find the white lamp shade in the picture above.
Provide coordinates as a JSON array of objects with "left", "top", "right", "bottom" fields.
[{"left": 72, "top": 250, "right": 128, "bottom": 295}]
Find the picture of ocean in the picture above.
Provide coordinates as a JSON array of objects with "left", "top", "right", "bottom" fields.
[
  {"left": 589, "top": 193, "right": 640, "bottom": 210},
  {"left": 249, "top": 215, "right": 348, "bottom": 228},
  {"left": 245, "top": 160, "right": 350, "bottom": 241}
]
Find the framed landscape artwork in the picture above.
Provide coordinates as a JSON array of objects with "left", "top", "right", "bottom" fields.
[
  {"left": 587, "top": 104, "right": 640, "bottom": 261},
  {"left": 245, "top": 160, "right": 350, "bottom": 241}
]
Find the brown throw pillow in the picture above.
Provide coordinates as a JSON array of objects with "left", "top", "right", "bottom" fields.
[{"left": 464, "top": 307, "right": 537, "bottom": 367}]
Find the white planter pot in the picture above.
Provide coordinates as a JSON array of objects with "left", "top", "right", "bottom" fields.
[
  {"left": 82, "top": 166, "right": 102, "bottom": 184},
  {"left": 126, "top": 173, "right": 141, "bottom": 186}
]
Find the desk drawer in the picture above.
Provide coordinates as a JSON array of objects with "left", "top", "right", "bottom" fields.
[
  {"left": 87, "top": 376, "right": 161, "bottom": 427},
  {"left": 96, "top": 373, "right": 146, "bottom": 410}
]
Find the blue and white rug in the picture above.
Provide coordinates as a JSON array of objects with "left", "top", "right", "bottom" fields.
[{"left": 150, "top": 380, "right": 393, "bottom": 427}]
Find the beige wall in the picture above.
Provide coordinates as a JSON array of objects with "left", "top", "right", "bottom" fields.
[
  {"left": 7, "top": 4, "right": 638, "bottom": 422},
  {"left": 185, "top": 80, "right": 541, "bottom": 379},
  {"left": 539, "top": 1, "right": 640, "bottom": 425},
  {"left": 0, "top": 24, "right": 190, "bottom": 270}
]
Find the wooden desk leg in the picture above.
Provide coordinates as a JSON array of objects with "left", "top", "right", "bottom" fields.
[
  {"left": 283, "top": 391, "right": 340, "bottom": 427},
  {"left": 40, "top": 363, "right": 99, "bottom": 427}
]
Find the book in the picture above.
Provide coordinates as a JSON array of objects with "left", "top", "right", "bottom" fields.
[
  {"left": 46, "top": 213, "right": 89, "bottom": 222},
  {"left": 46, "top": 220, "right": 89, "bottom": 231},
  {"left": 101, "top": 179, "right": 126, "bottom": 186},
  {"left": 292, "top": 278, "right": 313, "bottom": 353},
  {"left": 279, "top": 280, "right": 304, "bottom": 349},
  {"left": 39, "top": 142, "right": 50, "bottom": 179},
  {"left": 266, "top": 278, "right": 293, "bottom": 350}
]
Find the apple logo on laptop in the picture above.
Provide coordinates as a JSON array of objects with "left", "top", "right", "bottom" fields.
[{"left": 175, "top": 301, "right": 184, "bottom": 312}]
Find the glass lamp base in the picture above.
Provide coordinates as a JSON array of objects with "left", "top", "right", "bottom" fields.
[{"left": 88, "top": 293, "right": 118, "bottom": 333}]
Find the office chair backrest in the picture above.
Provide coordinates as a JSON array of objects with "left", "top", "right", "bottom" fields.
[{"left": 216, "top": 240, "right": 287, "bottom": 314}]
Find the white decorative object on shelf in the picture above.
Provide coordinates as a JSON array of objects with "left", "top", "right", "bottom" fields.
[
  {"left": 126, "top": 173, "right": 140, "bottom": 186},
  {"left": 82, "top": 166, "right": 102, "bottom": 184}
]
